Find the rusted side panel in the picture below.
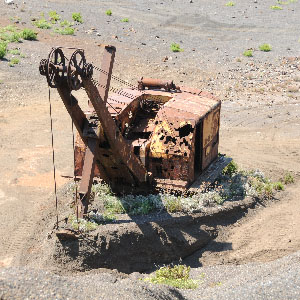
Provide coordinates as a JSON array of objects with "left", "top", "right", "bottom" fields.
[{"left": 202, "top": 106, "right": 220, "bottom": 170}]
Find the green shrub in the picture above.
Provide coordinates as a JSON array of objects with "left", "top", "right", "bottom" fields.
[
  {"left": 49, "top": 11, "right": 60, "bottom": 23},
  {"left": 9, "top": 57, "right": 20, "bottom": 67},
  {"left": 222, "top": 160, "right": 238, "bottom": 177},
  {"left": 259, "top": 43, "right": 272, "bottom": 52},
  {"left": 33, "top": 18, "right": 52, "bottom": 29},
  {"left": 225, "top": 1, "right": 235, "bottom": 6},
  {"left": 145, "top": 264, "right": 198, "bottom": 289},
  {"left": 283, "top": 172, "right": 294, "bottom": 184},
  {"left": 54, "top": 26, "right": 75, "bottom": 35},
  {"left": 270, "top": 5, "right": 283, "bottom": 9},
  {"left": 0, "top": 42, "right": 7, "bottom": 59},
  {"left": 106, "top": 9, "right": 112, "bottom": 16},
  {"left": 21, "top": 29, "right": 37, "bottom": 40},
  {"left": 243, "top": 49, "right": 253, "bottom": 57},
  {"left": 121, "top": 18, "right": 129, "bottom": 22},
  {"left": 170, "top": 42, "right": 183, "bottom": 52},
  {"left": 72, "top": 12, "right": 83, "bottom": 23}
]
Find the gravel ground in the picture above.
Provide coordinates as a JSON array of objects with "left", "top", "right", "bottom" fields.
[{"left": 1, "top": 250, "right": 299, "bottom": 299}]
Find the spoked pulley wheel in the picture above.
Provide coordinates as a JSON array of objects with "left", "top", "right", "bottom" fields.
[
  {"left": 46, "top": 47, "right": 65, "bottom": 88},
  {"left": 67, "top": 49, "right": 86, "bottom": 91}
]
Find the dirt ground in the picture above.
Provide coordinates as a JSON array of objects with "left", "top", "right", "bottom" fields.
[{"left": 0, "top": 0, "right": 300, "bottom": 298}]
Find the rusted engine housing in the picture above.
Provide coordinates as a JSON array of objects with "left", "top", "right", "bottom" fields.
[{"left": 75, "top": 87, "right": 221, "bottom": 191}]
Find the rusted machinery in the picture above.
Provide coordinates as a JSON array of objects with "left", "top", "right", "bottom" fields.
[{"left": 40, "top": 46, "right": 226, "bottom": 217}]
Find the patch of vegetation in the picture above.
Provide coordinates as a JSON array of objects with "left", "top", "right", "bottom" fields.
[
  {"left": 2, "top": 25, "right": 17, "bottom": 32},
  {"left": 8, "top": 48, "right": 20, "bottom": 55},
  {"left": 243, "top": 49, "right": 253, "bottom": 57},
  {"left": 72, "top": 12, "right": 83, "bottom": 23},
  {"left": 54, "top": 26, "right": 75, "bottom": 35},
  {"left": 277, "top": 0, "right": 297, "bottom": 3},
  {"left": 68, "top": 215, "right": 98, "bottom": 232},
  {"left": 164, "top": 195, "right": 183, "bottom": 213},
  {"left": 0, "top": 31, "right": 21, "bottom": 43},
  {"left": 283, "top": 172, "right": 294, "bottom": 184},
  {"left": 222, "top": 160, "right": 238, "bottom": 177},
  {"left": 49, "top": 11, "right": 60, "bottom": 23},
  {"left": 121, "top": 18, "right": 129, "bottom": 22},
  {"left": 106, "top": 9, "right": 112, "bottom": 16},
  {"left": 273, "top": 181, "right": 284, "bottom": 191},
  {"left": 270, "top": 5, "right": 283, "bottom": 9},
  {"left": 89, "top": 162, "right": 287, "bottom": 218},
  {"left": 33, "top": 18, "right": 52, "bottom": 29},
  {"left": 21, "top": 29, "right": 37, "bottom": 40},
  {"left": 170, "top": 42, "right": 184, "bottom": 52},
  {"left": 225, "top": 1, "right": 235, "bottom": 6},
  {"left": 8, "top": 57, "right": 20, "bottom": 67},
  {"left": 144, "top": 264, "right": 198, "bottom": 289},
  {"left": 0, "top": 42, "right": 7, "bottom": 59},
  {"left": 259, "top": 43, "right": 272, "bottom": 52},
  {"left": 60, "top": 20, "right": 73, "bottom": 27}
]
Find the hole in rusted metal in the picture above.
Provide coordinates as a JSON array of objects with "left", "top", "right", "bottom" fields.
[{"left": 177, "top": 124, "right": 193, "bottom": 138}]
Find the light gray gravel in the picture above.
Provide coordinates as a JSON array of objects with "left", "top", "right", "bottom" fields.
[{"left": 1, "top": 251, "right": 300, "bottom": 299}]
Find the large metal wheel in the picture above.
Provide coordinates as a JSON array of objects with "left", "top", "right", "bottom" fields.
[
  {"left": 67, "top": 49, "right": 86, "bottom": 91},
  {"left": 46, "top": 47, "right": 65, "bottom": 88}
]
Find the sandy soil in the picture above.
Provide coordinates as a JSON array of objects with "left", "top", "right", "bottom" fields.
[{"left": 0, "top": 0, "right": 300, "bottom": 298}]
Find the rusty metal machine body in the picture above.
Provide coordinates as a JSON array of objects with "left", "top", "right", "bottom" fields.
[{"left": 40, "top": 46, "right": 222, "bottom": 216}]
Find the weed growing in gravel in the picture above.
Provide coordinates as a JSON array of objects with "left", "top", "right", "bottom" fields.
[
  {"left": 0, "top": 26, "right": 21, "bottom": 43},
  {"left": 0, "top": 42, "right": 7, "bottom": 59},
  {"left": 8, "top": 57, "right": 19, "bottom": 67},
  {"left": 170, "top": 42, "right": 183, "bottom": 52},
  {"left": 283, "top": 172, "right": 294, "bottom": 184},
  {"left": 54, "top": 27, "right": 75, "bottom": 35},
  {"left": 8, "top": 48, "right": 20, "bottom": 55},
  {"left": 60, "top": 20, "right": 73, "bottom": 27},
  {"left": 222, "top": 160, "right": 238, "bottom": 177},
  {"left": 243, "top": 49, "right": 253, "bottom": 57},
  {"left": 121, "top": 18, "right": 129, "bottom": 22},
  {"left": 33, "top": 18, "right": 52, "bottom": 29},
  {"left": 273, "top": 181, "right": 284, "bottom": 190},
  {"left": 225, "top": 1, "right": 235, "bottom": 6},
  {"left": 72, "top": 12, "right": 83, "bottom": 23},
  {"left": 106, "top": 9, "right": 112, "bottom": 16},
  {"left": 277, "top": 0, "right": 297, "bottom": 3},
  {"left": 270, "top": 5, "right": 283, "bottom": 9},
  {"left": 49, "top": 11, "right": 61, "bottom": 23},
  {"left": 145, "top": 264, "right": 198, "bottom": 289},
  {"left": 21, "top": 29, "right": 37, "bottom": 40},
  {"left": 259, "top": 43, "right": 272, "bottom": 52}
]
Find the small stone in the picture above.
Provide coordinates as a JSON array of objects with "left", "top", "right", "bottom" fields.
[
  {"left": 162, "top": 56, "right": 168, "bottom": 62},
  {"left": 112, "top": 35, "right": 118, "bottom": 39}
]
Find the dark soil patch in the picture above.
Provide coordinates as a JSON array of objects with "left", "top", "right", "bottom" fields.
[{"left": 51, "top": 197, "right": 256, "bottom": 274}]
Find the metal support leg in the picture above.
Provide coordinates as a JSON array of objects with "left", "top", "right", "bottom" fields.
[{"left": 77, "top": 138, "right": 97, "bottom": 218}]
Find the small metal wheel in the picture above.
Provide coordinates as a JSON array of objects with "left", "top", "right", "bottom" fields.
[
  {"left": 46, "top": 48, "right": 65, "bottom": 88},
  {"left": 67, "top": 49, "right": 86, "bottom": 91}
]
